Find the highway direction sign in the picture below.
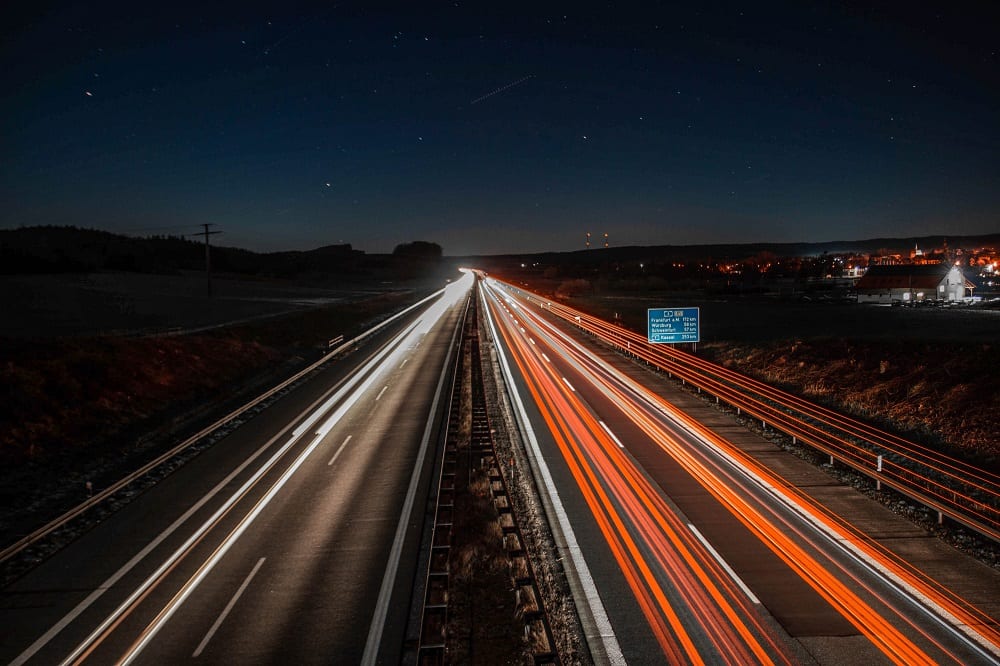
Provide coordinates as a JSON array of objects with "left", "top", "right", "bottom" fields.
[{"left": 648, "top": 307, "right": 700, "bottom": 343}]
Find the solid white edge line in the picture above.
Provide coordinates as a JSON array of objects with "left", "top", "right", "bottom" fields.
[
  {"left": 482, "top": 285, "right": 625, "bottom": 666},
  {"left": 328, "top": 435, "right": 353, "bottom": 466},
  {"left": 125, "top": 280, "right": 484, "bottom": 664},
  {"left": 11, "top": 292, "right": 448, "bottom": 666},
  {"left": 511, "top": 281, "right": 1000, "bottom": 661},
  {"left": 598, "top": 421, "right": 625, "bottom": 449},
  {"left": 360, "top": 292, "right": 468, "bottom": 665},
  {"left": 121, "top": 431, "right": 326, "bottom": 664},
  {"left": 192, "top": 557, "right": 266, "bottom": 657},
  {"left": 57, "top": 305, "right": 426, "bottom": 666},
  {"left": 687, "top": 524, "right": 760, "bottom": 604}
]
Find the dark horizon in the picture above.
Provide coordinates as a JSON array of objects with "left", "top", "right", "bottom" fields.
[{"left": 5, "top": 224, "right": 999, "bottom": 268}]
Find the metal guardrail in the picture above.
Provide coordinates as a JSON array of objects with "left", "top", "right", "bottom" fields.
[
  {"left": 1, "top": 290, "right": 446, "bottom": 566},
  {"left": 502, "top": 283, "right": 1000, "bottom": 545},
  {"left": 416, "top": 288, "right": 559, "bottom": 665}
]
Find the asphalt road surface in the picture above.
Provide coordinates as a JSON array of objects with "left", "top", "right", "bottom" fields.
[
  {"left": 481, "top": 276, "right": 1000, "bottom": 665},
  {"left": 1, "top": 272, "right": 474, "bottom": 665}
]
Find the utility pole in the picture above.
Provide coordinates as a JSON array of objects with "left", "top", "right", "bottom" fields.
[{"left": 194, "top": 223, "right": 222, "bottom": 298}]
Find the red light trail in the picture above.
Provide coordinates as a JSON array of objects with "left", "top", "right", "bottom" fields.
[{"left": 480, "top": 276, "right": 1000, "bottom": 664}]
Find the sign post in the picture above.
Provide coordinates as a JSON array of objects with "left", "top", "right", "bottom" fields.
[{"left": 647, "top": 307, "right": 700, "bottom": 345}]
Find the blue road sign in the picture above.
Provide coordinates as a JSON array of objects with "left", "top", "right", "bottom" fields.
[{"left": 648, "top": 307, "right": 700, "bottom": 343}]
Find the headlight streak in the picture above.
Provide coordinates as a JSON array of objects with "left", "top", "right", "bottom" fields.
[
  {"left": 61, "top": 315, "right": 423, "bottom": 665},
  {"left": 119, "top": 432, "right": 329, "bottom": 665},
  {"left": 483, "top": 282, "right": 793, "bottom": 665},
  {"left": 490, "top": 280, "right": 999, "bottom": 664},
  {"left": 500, "top": 281, "right": 1000, "bottom": 659},
  {"left": 63, "top": 277, "right": 474, "bottom": 665}
]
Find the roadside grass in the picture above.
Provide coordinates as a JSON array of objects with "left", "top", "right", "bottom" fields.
[{"left": 0, "top": 290, "right": 424, "bottom": 544}]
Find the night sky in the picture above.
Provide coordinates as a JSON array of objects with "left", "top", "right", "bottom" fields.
[{"left": 2, "top": 2, "right": 997, "bottom": 255}]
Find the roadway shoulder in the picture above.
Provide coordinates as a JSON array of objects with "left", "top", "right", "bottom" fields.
[{"left": 585, "top": 340, "right": 1000, "bottom": 623}]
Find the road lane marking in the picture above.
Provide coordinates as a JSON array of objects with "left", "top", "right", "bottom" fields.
[
  {"left": 529, "top": 337, "right": 535, "bottom": 345},
  {"left": 375, "top": 385, "right": 389, "bottom": 401},
  {"left": 328, "top": 435, "right": 353, "bottom": 466},
  {"left": 293, "top": 319, "right": 422, "bottom": 438},
  {"left": 361, "top": 295, "right": 465, "bottom": 665},
  {"left": 598, "top": 421, "right": 625, "bottom": 448},
  {"left": 1, "top": 287, "right": 446, "bottom": 575},
  {"left": 193, "top": 557, "right": 266, "bottom": 657},
  {"left": 514, "top": 289, "right": 1000, "bottom": 661},
  {"left": 687, "top": 524, "right": 760, "bottom": 604},
  {"left": 482, "top": 287, "right": 624, "bottom": 666},
  {"left": 60, "top": 317, "right": 427, "bottom": 666},
  {"left": 541, "top": 352, "right": 551, "bottom": 363},
  {"left": 562, "top": 377, "right": 575, "bottom": 392},
  {"left": 121, "top": 431, "right": 329, "bottom": 664},
  {"left": 12, "top": 422, "right": 297, "bottom": 666},
  {"left": 400, "top": 358, "right": 409, "bottom": 367},
  {"left": 120, "top": 279, "right": 477, "bottom": 665}
]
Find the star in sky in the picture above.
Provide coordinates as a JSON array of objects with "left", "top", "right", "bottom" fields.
[{"left": 0, "top": 2, "right": 996, "bottom": 255}]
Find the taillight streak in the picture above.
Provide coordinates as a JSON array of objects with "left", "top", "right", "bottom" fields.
[
  {"left": 523, "top": 285, "right": 1000, "bottom": 658},
  {"left": 508, "top": 285, "right": 1000, "bottom": 539},
  {"left": 487, "top": 282, "right": 997, "bottom": 664},
  {"left": 484, "top": 284, "right": 793, "bottom": 664}
]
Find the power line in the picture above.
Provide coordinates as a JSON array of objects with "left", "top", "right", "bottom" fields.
[{"left": 186, "top": 224, "right": 222, "bottom": 298}]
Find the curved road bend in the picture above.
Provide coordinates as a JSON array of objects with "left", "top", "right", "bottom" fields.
[{"left": 0, "top": 272, "right": 474, "bottom": 665}]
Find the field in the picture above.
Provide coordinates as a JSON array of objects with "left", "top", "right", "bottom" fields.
[
  {"left": 0, "top": 270, "right": 429, "bottom": 338},
  {"left": 585, "top": 292, "right": 1000, "bottom": 344},
  {"left": 569, "top": 292, "right": 1000, "bottom": 467},
  {"left": 0, "top": 271, "right": 442, "bottom": 543}
]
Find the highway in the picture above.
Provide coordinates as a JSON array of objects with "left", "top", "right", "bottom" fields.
[
  {"left": 0, "top": 271, "right": 474, "bottom": 665},
  {"left": 480, "top": 276, "right": 1000, "bottom": 665},
  {"left": 537, "top": 292, "right": 1000, "bottom": 542},
  {"left": 3, "top": 268, "right": 997, "bottom": 665}
]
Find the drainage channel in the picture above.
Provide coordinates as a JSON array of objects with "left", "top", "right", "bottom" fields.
[{"left": 416, "top": 292, "right": 559, "bottom": 665}]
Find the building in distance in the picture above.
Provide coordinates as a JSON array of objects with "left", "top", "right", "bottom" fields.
[{"left": 855, "top": 264, "right": 974, "bottom": 305}]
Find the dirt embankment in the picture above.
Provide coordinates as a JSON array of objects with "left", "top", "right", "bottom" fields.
[
  {"left": 0, "top": 292, "right": 416, "bottom": 472},
  {"left": 1, "top": 335, "right": 278, "bottom": 466},
  {"left": 702, "top": 339, "right": 1000, "bottom": 468},
  {"left": 556, "top": 290, "right": 1000, "bottom": 470}
]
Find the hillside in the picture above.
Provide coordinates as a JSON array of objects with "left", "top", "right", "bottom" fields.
[
  {"left": 558, "top": 291, "right": 1000, "bottom": 469},
  {"left": 0, "top": 291, "right": 422, "bottom": 544},
  {"left": 0, "top": 226, "right": 449, "bottom": 282},
  {"left": 703, "top": 339, "right": 1000, "bottom": 468},
  {"left": 464, "top": 232, "right": 1000, "bottom": 266}
]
